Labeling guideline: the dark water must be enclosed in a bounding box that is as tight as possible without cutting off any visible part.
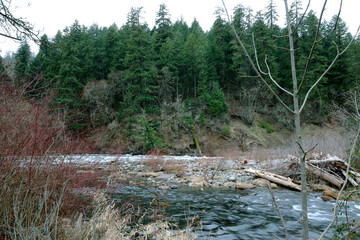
[111,184,360,240]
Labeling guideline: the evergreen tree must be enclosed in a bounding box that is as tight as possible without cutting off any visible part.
[0,55,9,80]
[264,0,279,28]
[289,0,303,26]
[297,11,328,115]
[230,5,254,89]
[139,114,162,152]
[31,35,50,75]
[184,19,207,99]
[324,16,352,102]
[43,31,63,87]
[208,7,234,94]
[121,7,158,115]
[154,4,172,51]
[14,41,31,79]
[88,24,108,80]
[104,24,127,72]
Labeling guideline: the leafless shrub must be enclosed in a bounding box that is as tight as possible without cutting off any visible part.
[0,79,104,239]
[82,80,117,127]
[142,157,165,172]
[230,85,262,125]
[162,160,187,176]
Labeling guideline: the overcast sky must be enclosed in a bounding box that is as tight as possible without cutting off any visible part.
[1,0,359,56]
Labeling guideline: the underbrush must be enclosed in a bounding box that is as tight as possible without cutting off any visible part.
[0,79,200,239]
[0,79,104,239]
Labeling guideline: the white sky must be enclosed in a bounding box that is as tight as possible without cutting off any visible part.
[0,0,359,56]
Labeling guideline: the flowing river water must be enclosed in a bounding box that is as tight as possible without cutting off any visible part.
[113,184,360,240]
[72,154,360,240]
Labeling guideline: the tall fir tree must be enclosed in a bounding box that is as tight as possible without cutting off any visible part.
[121,7,158,116]
[14,41,31,80]
[154,4,172,52]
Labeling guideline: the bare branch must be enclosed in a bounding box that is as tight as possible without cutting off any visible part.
[264,55,294,96]
[292,0,311,35]
[0,0,39,42]
[252,32,293,96]
[299,26,360,113]
[298,0,343,93]
[297,0,328,93]
[252,33,267,75]
[222,0,295,114]
[268,183,289,240]
[353,78,360,119]
[318,125,360,239]
[272,45,290,51]
[0,32,21,41]
[317,0,343,42]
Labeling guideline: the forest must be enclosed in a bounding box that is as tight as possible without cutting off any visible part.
[2,1,360,239]
[1,2,359,154]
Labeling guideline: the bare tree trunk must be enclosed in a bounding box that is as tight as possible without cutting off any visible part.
[221,0,359,238]
[283,1,309,238]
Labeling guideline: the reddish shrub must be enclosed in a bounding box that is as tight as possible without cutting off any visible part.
[0,79,104,238]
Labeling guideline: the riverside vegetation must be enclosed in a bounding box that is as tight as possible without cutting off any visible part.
[1,1,360,239]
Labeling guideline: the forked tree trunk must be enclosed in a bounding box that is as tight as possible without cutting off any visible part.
[221,0,358,239]
[284,0,309,238]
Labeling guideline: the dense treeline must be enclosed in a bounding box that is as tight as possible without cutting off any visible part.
[1,2,359,152]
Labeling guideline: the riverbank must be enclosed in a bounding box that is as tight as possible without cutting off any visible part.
[70,153,356,201]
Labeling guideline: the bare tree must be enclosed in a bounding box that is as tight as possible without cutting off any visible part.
[222,0,359,239]
[318,82,360,239]
[0,0,38,41]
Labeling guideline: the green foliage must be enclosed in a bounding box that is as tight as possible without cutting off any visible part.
[20,2,357,150]
[204,81,228,116]
[198,112,207,127]
[222,125,231,137]
[0,55,8,79]
[14,41,31,79]
[182,115,194,130]
[258,120,274,133]
[139,114,162,151]
[122,7,159,114]
[332,193,360,239]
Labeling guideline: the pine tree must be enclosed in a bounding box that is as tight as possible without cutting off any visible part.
[264,0,279,28]
[154,4,172,51]
[324,16,352,102]
[14,41,31,80]
[184,19,207,99]
[139,114,162,152]
[104,24,127,72]
[208,7,234,93]
[121,7,158,115]
[0,55,9,80]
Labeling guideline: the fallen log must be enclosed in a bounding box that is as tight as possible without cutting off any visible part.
[307,158,345,165]
[349,170,360,178]
[244,168,301,191]
[341,169,359,187]
[306,164,344,188]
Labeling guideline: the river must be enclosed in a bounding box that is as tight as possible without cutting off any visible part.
[71,154,360,239]
[112,183,360,239]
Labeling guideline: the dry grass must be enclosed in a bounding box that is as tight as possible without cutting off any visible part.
[242,133,351,162]
[60,191,199,240]
[141,157,187,176]
[142,157,165,172]
[162,160,187,176]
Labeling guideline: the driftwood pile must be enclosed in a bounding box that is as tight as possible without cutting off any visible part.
[245,156,360,191]
[306,157,359,189]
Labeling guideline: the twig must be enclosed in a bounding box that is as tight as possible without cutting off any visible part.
[299,26,360,113]
[221,0,294,114]
[318,125,360,239]
[268,183,289,240]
